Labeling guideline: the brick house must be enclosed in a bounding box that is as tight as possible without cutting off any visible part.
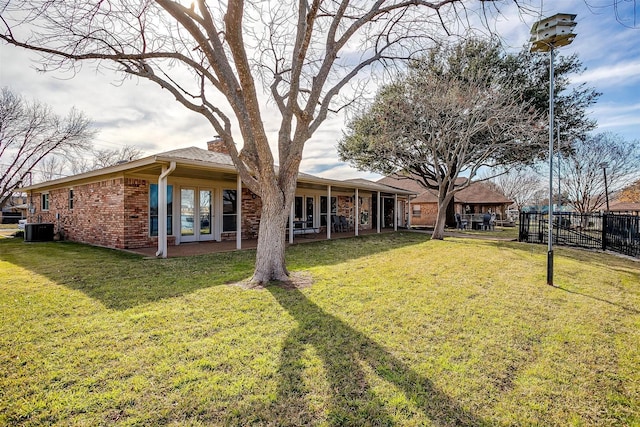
[19,141,413,256]
[378,175,512,228]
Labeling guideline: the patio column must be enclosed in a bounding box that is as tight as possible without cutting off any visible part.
[156,161,176,258]
[394,193,398,231]
[355,188,359,236]
[236,174,242,250]
[407,197,412,228]
[289,200,294,244]
[377,191,381,233]
[327,185,332,240]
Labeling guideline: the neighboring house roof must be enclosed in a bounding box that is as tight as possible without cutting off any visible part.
[377,174,512,205]
[455,184,512,205]
[19,146,414,196]
[609,201,640,212]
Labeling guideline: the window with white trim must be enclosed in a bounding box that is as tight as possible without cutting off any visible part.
[222,189,237,232]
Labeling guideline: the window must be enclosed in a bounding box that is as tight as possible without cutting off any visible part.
[306,197,314,228]
[320,196,337,227]
[41,193,49,211]
[149,184,173,236]
[294,196,303,226]
[69,189,74,210]
[222,189,237,232]
[412,204,421,217]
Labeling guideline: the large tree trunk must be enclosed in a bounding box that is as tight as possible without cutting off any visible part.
[251,173,297,284]
[431,194,454,240]
[251,179,292,284]
[253,206,290,284]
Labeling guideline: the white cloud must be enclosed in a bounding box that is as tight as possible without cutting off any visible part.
[573,61,640,87]
[2,0,639,182]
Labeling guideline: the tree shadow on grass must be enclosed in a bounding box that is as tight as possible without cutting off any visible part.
[235,285,486,426]
[0,240,256,310]
[0,233,430,311]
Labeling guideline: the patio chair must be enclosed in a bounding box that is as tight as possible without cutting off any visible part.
[332,215,343,232]
[339,215,349,232]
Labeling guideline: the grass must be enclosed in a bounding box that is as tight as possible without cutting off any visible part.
[448,225,520,240]
[1,232,639,426]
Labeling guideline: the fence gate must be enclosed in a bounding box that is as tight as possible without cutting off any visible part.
[519,212,639,258]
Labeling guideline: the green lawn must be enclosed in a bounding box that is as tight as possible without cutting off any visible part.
[1,233,638,426]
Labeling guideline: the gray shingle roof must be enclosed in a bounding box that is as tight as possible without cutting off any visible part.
[156,147,234,166]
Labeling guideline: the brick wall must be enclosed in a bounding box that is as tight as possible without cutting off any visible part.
[410,202,438,227]
[207,138,229,154]
[240,188,262,239]
[124,178,152,249]
[30,178,128,248]
[335,195,372,230]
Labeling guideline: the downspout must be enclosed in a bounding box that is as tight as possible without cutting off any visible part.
[156,161,176,258]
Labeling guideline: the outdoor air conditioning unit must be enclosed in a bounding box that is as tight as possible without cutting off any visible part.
[24,223,54,242]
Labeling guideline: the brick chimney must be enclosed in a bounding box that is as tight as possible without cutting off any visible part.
[207,137,229,155]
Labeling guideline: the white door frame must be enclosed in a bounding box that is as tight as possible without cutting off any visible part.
[180,187,214,243]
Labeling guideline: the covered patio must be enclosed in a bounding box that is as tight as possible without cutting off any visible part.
[130,228,392,258]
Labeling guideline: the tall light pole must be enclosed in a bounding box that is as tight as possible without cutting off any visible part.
[557,123,561,210]
[530,13,577,286]
[600,162,610,212]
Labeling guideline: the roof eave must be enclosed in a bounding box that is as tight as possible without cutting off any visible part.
[18,155,161,191]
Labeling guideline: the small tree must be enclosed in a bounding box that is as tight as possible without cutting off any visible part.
[338,40,544,239]
[0,87,95,209]
[562,133,640,214]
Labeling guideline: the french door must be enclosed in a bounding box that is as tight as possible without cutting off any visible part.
[180,188,213,242]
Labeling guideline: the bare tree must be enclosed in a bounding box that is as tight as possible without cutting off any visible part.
[485,168,543,211]
[338,40,544,239]
[0,87,95,209]
[70,145,144,174]
[562,133,640,214]
[1,1,534,282]
[38,155,68,182]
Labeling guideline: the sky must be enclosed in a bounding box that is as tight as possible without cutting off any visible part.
[1,1,639,182]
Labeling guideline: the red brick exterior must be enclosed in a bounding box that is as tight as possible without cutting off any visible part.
[28,176,374,250]
[28,177,177,249]
[241,188,262,239]
[409,202,439,227]
[207,138,229,155]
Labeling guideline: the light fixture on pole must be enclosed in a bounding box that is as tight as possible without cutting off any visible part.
[599,162,610,212]
[530,13,577,286]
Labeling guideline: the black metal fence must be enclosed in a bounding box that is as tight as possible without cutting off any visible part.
[519,212,640,258]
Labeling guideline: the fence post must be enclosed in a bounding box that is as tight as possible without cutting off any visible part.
[602,213,607,251]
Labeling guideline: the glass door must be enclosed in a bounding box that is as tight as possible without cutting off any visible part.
[181,188,214,242]
[199,189,213,240]
[181,188,196,242]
